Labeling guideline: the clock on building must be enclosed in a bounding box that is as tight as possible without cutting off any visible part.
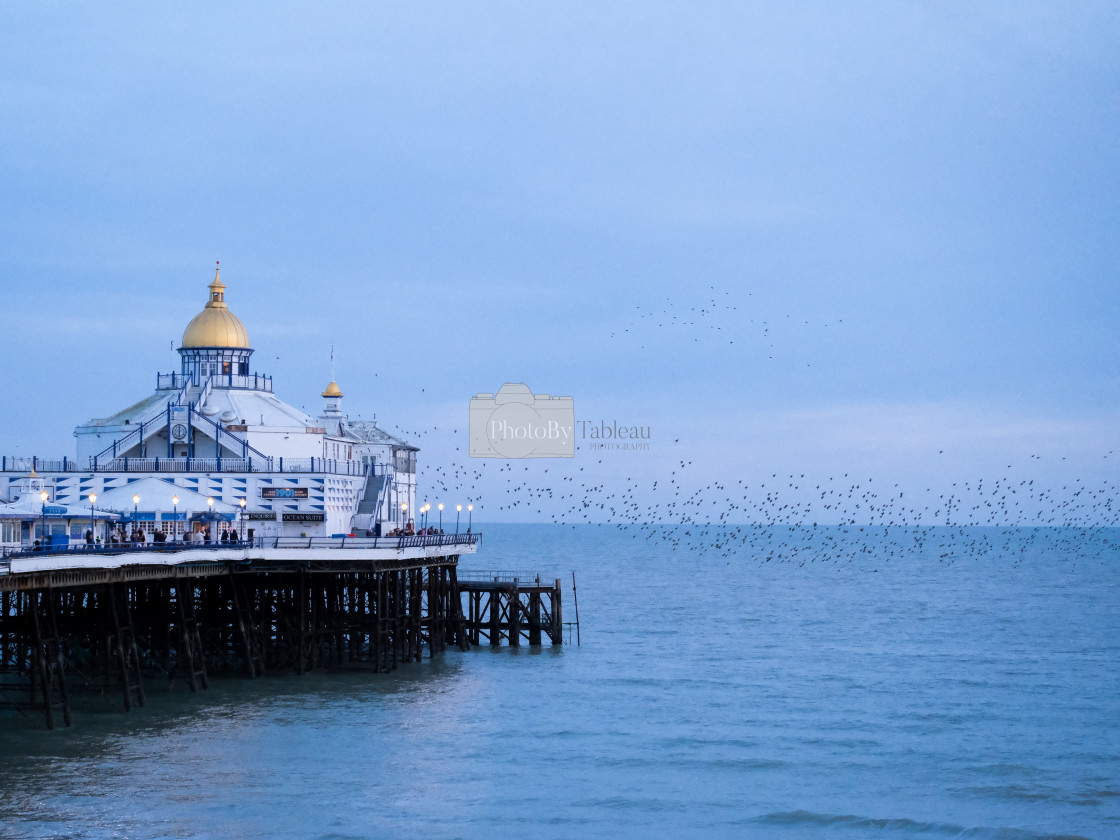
[172,423,187,440]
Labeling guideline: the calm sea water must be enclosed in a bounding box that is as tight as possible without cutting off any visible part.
[0,524,1117,839]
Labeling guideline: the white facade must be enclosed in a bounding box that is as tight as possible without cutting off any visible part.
[2,269,420,542]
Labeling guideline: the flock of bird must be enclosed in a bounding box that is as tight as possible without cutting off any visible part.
[377,416,1119,567]
[608,286,842,360]
[375,291,1114,567]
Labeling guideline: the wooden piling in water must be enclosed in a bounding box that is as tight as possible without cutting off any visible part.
[0,550,562,729]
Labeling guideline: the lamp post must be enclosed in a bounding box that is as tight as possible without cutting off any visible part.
[207,497,214,544]
[456,504,461,534]
[401,502,407,530]
[240,497,246,542]
[468,503,473,533]
[172,495,179,540]
[40,490,48,547]
[132,493,140,544]
[89,492,97,547]
[438,503,443,533]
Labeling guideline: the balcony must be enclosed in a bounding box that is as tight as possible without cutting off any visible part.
[0,455,376,477]
[157,372,273,393]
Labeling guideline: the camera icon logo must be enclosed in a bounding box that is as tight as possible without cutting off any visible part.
[469,383,575,458]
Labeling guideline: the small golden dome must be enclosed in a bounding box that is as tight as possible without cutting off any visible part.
[322,381,343,398]
[181,265,251,349]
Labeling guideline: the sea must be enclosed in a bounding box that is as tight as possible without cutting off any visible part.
[0,524,1117,840]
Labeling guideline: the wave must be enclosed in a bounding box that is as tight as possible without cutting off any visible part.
[749,810,1091,839]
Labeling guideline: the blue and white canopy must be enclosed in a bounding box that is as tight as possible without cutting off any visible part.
[0,495,122,521]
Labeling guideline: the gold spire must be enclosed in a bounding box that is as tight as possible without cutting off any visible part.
[207,263,227,308]
[181,262,251,349]
[322,381,343,398]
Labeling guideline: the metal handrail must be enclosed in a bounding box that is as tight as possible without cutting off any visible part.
[157,372,274,394]
[174,376,192,406]
[456,569,555,584]
[5,456,371,475]
[194,373,214,411]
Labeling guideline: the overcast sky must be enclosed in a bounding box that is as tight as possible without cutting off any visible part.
[2,3,1117,524]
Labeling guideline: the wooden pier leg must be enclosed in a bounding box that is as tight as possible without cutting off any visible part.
[29,589,71,728]
[398,570,405,664]
[400,569,410,666]
[387,571,398,671]
[447,566,470,651]
[508,585,521,648]
[467,590,478,645]
[417,568,426,660]
[424,567,436,658]
[106,583,145,711]
[175,578,208,691]
[437,566,448,652]
[122,586,146,709]
[0,591,7,671]
[374,572,385,673]
[260,581,274,670]
[424,566,440,658]
[551,579,563,646]
[529,591,542,646]
[298,568,308,675]
[410,569,423,662]
[489,590,501,646]
[348,575,360,664]
[308,573,321,671]
[29,593,55,730]
[332,575,343,666]
[360,572,373,666]
[45,589,73,726]
[228,571,261,678]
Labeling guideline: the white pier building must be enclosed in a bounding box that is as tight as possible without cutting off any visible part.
[0,267,421,549]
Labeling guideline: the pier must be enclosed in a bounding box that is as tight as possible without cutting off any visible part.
[0,536,564,729]
[458,571,565,647]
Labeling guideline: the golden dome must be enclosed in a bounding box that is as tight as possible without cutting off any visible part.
[181,265,251,349]
[322,381,343,398]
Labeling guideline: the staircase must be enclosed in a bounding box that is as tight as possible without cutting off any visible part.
[351,472,388,533]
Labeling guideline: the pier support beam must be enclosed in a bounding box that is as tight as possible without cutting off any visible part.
[106,583,145,712]
[30,588,72,729]
[0,555,550,729]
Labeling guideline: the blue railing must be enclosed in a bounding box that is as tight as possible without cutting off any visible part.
[1,456,370,476]
[157,372,273,393]
[91,373,274,465]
